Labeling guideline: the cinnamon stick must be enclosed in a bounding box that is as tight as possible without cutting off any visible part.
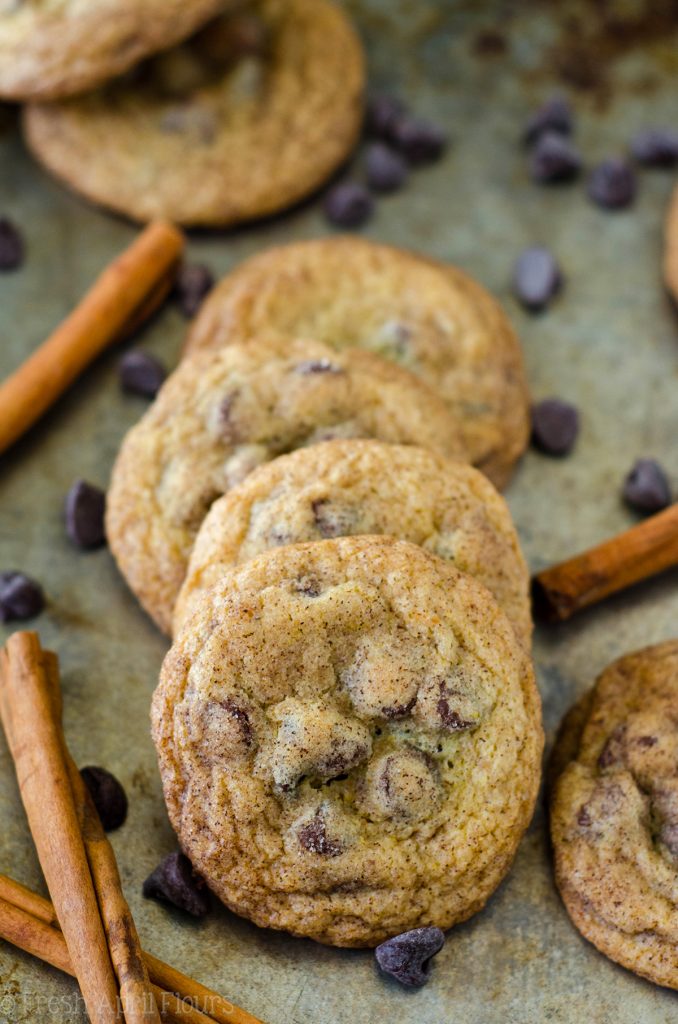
[532,503,678,622]
[0,220,183,456]
[39,650,160,1024]
[0,874,262,1024]
[0,633,120,1024]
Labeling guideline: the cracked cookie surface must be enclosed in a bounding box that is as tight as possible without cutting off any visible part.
[106,336,468,635]
[0,0,227,101]
[152,536,543,946]
[23,0,364,225]
[175,438,532,645]
[551,640,678,989]
[183,237,530,487]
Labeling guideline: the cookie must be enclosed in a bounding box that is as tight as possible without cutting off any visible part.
[182,237,530,488]
[664,184,678,303]
[175,439,532,645]
[106,336,469,635]
[152,535,543,946]
[551,640,678,989]
[23,0,365,226]
[0,0,226,101]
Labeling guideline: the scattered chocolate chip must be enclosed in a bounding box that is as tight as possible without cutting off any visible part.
[175,263,214,318]
[390,116,447,164]
[218,698,253,748]
[531,398,579,456]
[577,805,592,827]
[0,217,24,271]
[293,359,343,375]
[64,480,106,549]
[324,182,374,228]
[365,142,408,193]
[622,458,671,514]
[142,852,210,917]
[636,735,658,748]
[381,696,417,720]
[80,766,128,831]
[631,128,678,168]
[529,131,581,183]
[436,689,476,731]
[523,94,573,145]
[366,94,406,138]
[375,926,445,987]
[118,350,166,399]
[311,499,356,539]
[512,246,562,311]
[298,812,343,857]
[587,158,636,209]
[0,571,45,622]
[293,574,322,598]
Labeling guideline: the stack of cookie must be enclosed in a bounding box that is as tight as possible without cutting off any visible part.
[106,235,543,947]
[1,0,365,226]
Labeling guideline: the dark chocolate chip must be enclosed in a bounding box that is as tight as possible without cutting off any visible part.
[531,398,579,456]
[298,812,343,857]
[80,766,128,831]
[529,131,581,183]
[311,499,356,539]
[293,359,343,375]
[622,458,671,514]
[381,696,417,720]
[366,94,406,138]
[436,694,475,731]
[118,350,166,399]
[142,852,210,917]
[631,128,678,168]
[293,575,322,598]
[365,142,408,193]
[512,246,562,311]
[577,805,592,827]
[636,735,658,748]
[175,263,214,318]
[390,116,447,165]
[375,926,445,988]
[523,94,573,145]
[64,480,106,549]
[587,158,636,209]
[324,183,374,228]
[0,218,24,271]
[218,698,253,748]
[0,571,45,622]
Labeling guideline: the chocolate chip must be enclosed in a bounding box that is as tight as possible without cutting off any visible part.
[529,131,581,183]
[531,398,579,456]
[436,688,476,731]
[0,571,45,622]
[293,359,343,375]
[218,698,253,748]
[142,852,210,917]
[0,218,24,271]
[622,459,671,514]
[375,926,445,987]
[587,158,636,209]
[365,142,408,193]
[311,499,356,539]
[390,116,447,165]
[631,128,678,168]
[298,812,343,857]
[293,575,322,598]
[324,183,374,228]
[577,805,592,827]
[80,766,128,831]
[118,350,166,399]
[366,94,406,138]
[64,480,106,549]
[175,263,214,318]
[523,94,573,145]
[512,246,562,311]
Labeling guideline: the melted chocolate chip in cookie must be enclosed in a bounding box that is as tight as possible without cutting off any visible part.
[298,809,344,857]
[311,499,358,539]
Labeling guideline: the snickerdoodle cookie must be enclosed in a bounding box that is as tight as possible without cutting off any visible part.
[551,640,678,989]
[153,536,543,946]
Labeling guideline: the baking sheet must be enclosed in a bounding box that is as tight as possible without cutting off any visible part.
[2,2,678,1021]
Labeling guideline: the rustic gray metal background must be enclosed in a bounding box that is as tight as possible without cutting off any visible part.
[1,2,678,1021]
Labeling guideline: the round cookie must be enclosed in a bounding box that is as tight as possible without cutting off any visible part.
[0,0,227,101]
[106,335,468,635]
[175,439,532,645]
[551,640,678,989]
[183,237,530,488]
[152,535,543,946]
[23,0,365,226]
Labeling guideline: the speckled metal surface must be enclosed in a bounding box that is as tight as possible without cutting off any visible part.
[1,2,678,1022]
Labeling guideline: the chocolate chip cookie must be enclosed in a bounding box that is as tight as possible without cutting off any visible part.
[0,0,226,101]
[106,336,468,635]
[182,237,530,487]
[23,0,365,226]
[551,640,678,989]
[152,536,543,946]
[175,439,532,645]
